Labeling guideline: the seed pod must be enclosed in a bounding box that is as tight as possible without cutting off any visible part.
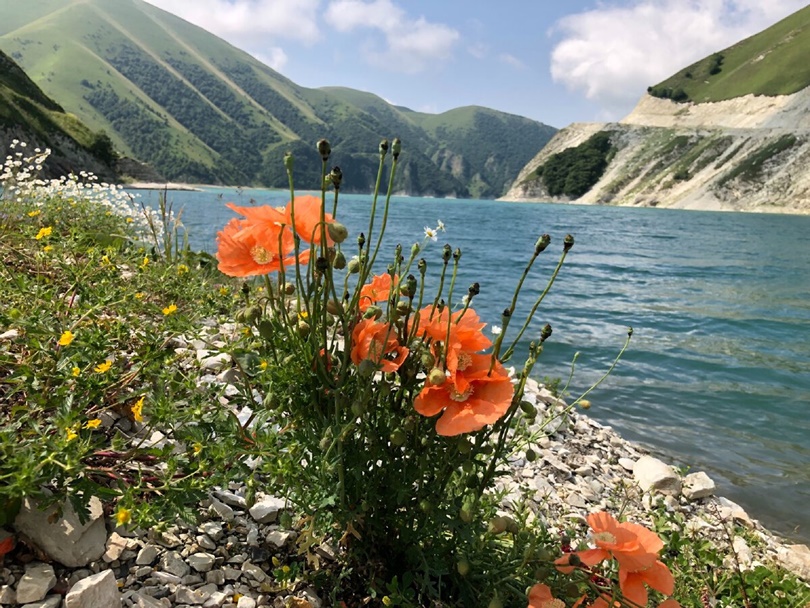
[333,251,346,270]
[347,256,361,274]
[327,221,349,244]
[563,234,575,252]
[390,428,407,446]
[428,368,446,385]
[316,139,331,161]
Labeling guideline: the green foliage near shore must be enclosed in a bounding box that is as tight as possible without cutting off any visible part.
[533,131,613,198]
[648,4,810,104]
[716,134,798,186]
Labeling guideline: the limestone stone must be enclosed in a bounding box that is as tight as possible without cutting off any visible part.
[21,595,61,608]
[65,569,121,608]
[188,552,216,572]
[136,544,161,566]
[682,471,716,500]
[248,495,285,524]
[778,544,810,581]
[160,550,190,578]
[633,456,682,496]
[103,532,129,562]
[14,497,107,567]
[16,562,56,604]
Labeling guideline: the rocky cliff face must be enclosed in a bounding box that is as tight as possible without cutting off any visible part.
[502,90,810,213]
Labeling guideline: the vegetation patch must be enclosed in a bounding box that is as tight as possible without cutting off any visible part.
[534,131,613,197]
[717,134,798,186]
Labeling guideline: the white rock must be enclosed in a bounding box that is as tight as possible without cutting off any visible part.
[176,585,209,605]
[248,495,285,524]
[136,544,161,565]
[209,497,235,522]
[777,543,810,580]
[204,590,228,607]
[716,497,755,527]
[160,550,190,578]
[618,458,636,471]
[21,595,62,608]
[0,329,20,340]
[236,596,257,608]
[16,562,56,603]
[15,497,107,567]
[0,584,16,605]
[633,456,682,496]
[187,552,216,572]
[732,536,753,568]
[200,353,232,372]
[103,532,128,562]
[682,471,716,500]
[134,592,171,608]
[266,530,295,549]
[65,569,121,608]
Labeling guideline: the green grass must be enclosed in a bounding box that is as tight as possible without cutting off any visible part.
[650,5,810,103]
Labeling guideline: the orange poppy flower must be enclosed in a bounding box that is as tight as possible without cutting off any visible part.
[358,273,398,312]
[527,584,565,608]
[618,559,675,607]
[414,355,513,436]
[216,217,308,277]
[413,306,492,376]
[555,512,660,574]
[350,318,408,373]
[284,195,335,245]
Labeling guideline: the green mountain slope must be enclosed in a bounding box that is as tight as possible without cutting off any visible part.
[648,5,810,103]
[0,48,117,180]
[0,0,555,196]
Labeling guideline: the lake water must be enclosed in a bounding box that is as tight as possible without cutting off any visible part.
[131,187,810,541]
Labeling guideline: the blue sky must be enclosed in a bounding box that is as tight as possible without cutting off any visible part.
[143,0,807,128]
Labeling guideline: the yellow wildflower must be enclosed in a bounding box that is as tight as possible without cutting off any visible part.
[131,396,145,422]
[101,255,111,265]
[299,311,309,320]
[71,367,81,377]
[162,304,178,316]
[192,442,203,455]
[94,360,112,373]
[141,256,149,268]
[177,264,189,275]
[27,210,41,217]
[43,245,53,252]
[126,217,134,223]
[134,292,145,300]
[35,226,52,240]
[281,565,290,575]
[260,360,269,371]
[115,507,132,526]
[218,286,229,296]
[84,418,102,429]
[382,597,393,607]
[66,427,78,442]
[58,330,75,346]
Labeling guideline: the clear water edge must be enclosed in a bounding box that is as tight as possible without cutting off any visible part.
[131,187,810,543]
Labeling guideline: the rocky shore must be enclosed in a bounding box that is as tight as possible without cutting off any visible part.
[1,319,809,607]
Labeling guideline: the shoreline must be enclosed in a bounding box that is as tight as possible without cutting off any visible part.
[123,181,206,192]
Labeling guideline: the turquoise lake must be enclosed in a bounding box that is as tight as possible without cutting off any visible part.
[131,187,810,541]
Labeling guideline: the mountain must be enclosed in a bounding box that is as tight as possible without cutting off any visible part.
[0,0,555,197]
[0,49,118,180]
[503,6,810,213]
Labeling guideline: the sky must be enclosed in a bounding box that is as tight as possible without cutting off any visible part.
[142,0,808,129]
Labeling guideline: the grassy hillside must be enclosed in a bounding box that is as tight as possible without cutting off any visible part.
[0,49,117,179]
[0,0,555,196]
[648,5,810,103]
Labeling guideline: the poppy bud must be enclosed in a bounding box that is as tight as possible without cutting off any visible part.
[326,300,342,315]
[392,137,401,160]
[347,256,361,274]
[525,448,537,462]
[534,234,551,255]
[327,221,349,243]
[241,282,250,295]
[488,516,508,534]
[410,242,420,258]
[283,151,294,172]
[401,274,417,298]
[579,399,592,410]
[456,559,470,576]
[457,438,472,454]
[442,244,452,262]
[396,301,411,316]
[453,247,461,261]
[317,139,331,161]
[357,232,366,249]
[419,499,433,514]
[315,256,329,272]
[488,595,503,608]
[363,305,383,320]
[333,251,346,270]
[403,416,417,432]
[421,352,434,369]
[563,234,575,252]
[428,368,446,385]
[628,326,634,337]
[390,428,407,446]
[459,502,473,523]
[468,282,479,298]
[567,554,582,568]
[329,166,342,190]
[263,390,280,410]
[519,401,536,417]
[285,283,296,295]
[351,400,367,416]
[379,139,389,157]
[297,321,310,337]
[417,258,427,275]
[540,324,552,342]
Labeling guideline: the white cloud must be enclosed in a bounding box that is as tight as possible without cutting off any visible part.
[550,0,808,119]
[467,42,488,60]
[324,0,460,72]
[252,47,289,72]
[499,53,525,69]
[142,0,321,45]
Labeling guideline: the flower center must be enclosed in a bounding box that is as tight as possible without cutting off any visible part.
[449,386,474,402]
[593,531,617,545]
[251,245,275,265]
[456,351,472,371]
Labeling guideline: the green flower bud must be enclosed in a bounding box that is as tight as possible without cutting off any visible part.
[357,232,366,249]
[534,234,551,255]
[488,516,508,534]
[327,221,349,243]
[392,137,401,160]
[419,499,433,514]
[456,439,472,454]
[459,504,473,523]
[317,139,331,161]
[540,324,553,342]
[351,400,367,416]
[283,151,294,172]
[428,368,446,385]
[315,256,329,272]
[579,399,592,410]
[526,448,537,462]
[390,428,407,446]
[461,460,474,473]
[329,166,342,190]
[442,244,452,262]
[396,301,411,316]
[403,416,417,432]
[379,139,389,157]
[456,558,470,576]
[417,258,427,275]
[279,512,293,529]
[488,595,503,608]
[421,352,434,369]
[326,300,342,315]
[347,256,361,274]
[519,401,537,418]
[363,305,383,320]
[284,283,296,295]
[453,247,461,262]
[333,251,346,270]
[401,274,418,298]
[297,321,310,337]
[563,233,575,252]
[263,391,280,410]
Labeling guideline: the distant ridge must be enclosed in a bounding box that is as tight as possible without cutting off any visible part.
[0,0,556,196]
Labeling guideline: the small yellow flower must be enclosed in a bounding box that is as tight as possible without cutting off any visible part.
[66,427,78,442]
[131,396,145,422]
[134,292,145,300]
[271,556,281,567]
[72,366,81,377]
[242,327,251,336]
[177,264,189,275]
[101,255,111,265]
[58,330,75,346]
[125,217,134,223]
[27,210,41,217]
[115,507,132,526]
[298,311,309,320]
[233,594,243,602]
[382,597,393,607]
[162,304,178,316]
[84,418,102,429]
[218,286,229,296]
[260,360,269,371]
[43,245,53,252]
[94,359,112,373]
[192,442,203,455]
[281,565,290,575]
[140,256,149,268]
[35,226,52,240]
